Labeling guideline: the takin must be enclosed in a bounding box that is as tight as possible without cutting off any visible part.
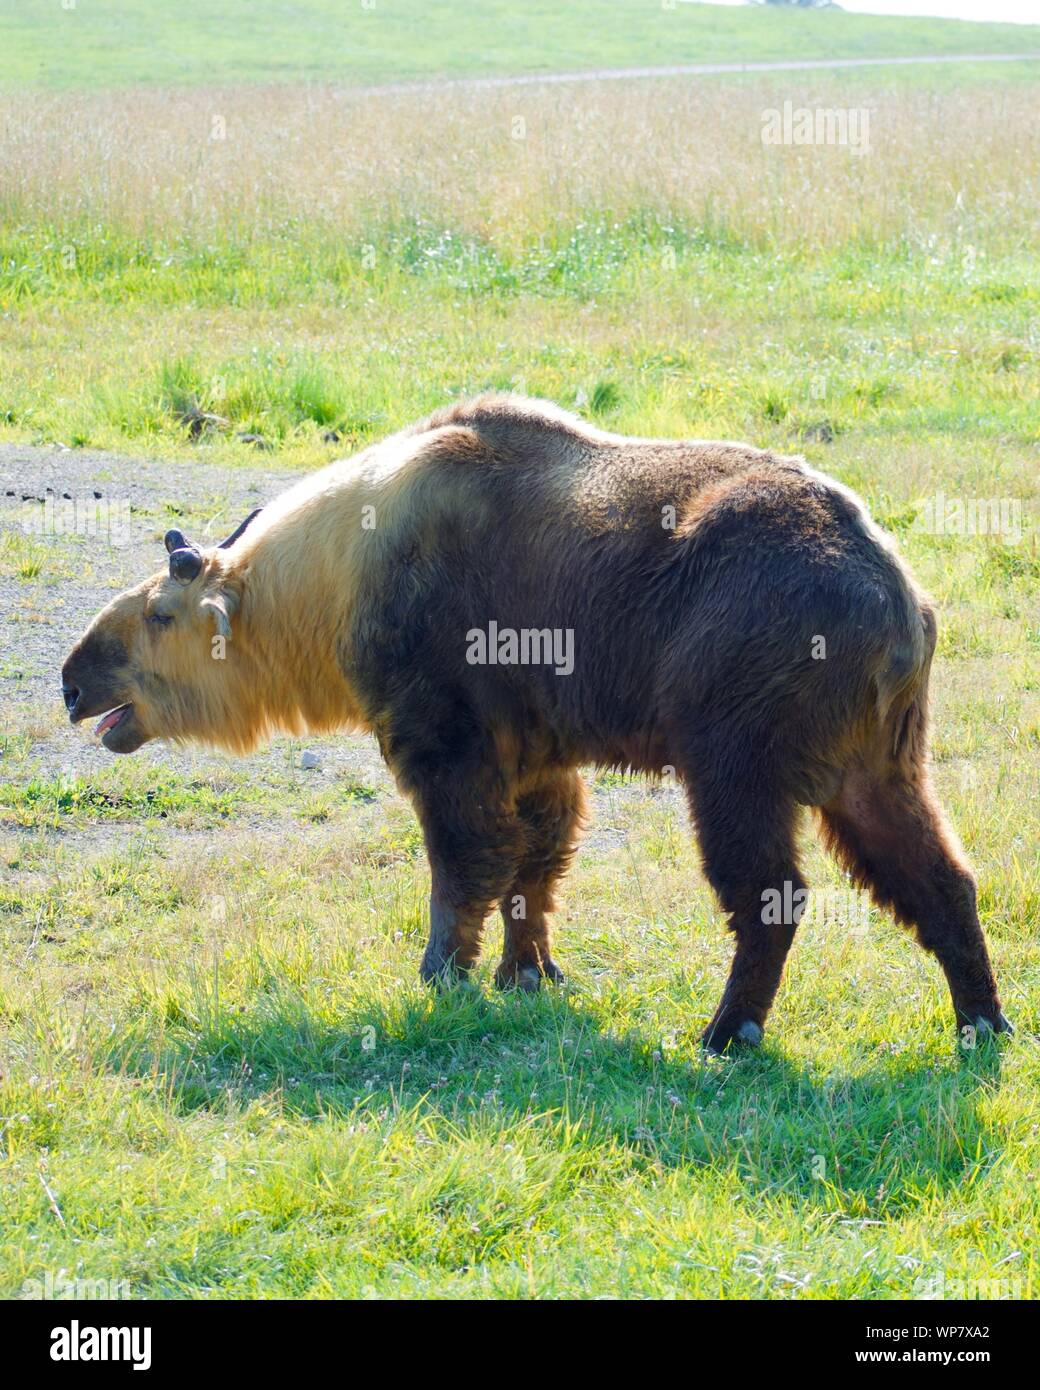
[60,394,1010,1051]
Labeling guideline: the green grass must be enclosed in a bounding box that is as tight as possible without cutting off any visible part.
[2,0,1039,90]
[2,227,1038,462]
[1,424,1037,1297]
[0,763,383,830]
[1,717,1038,1297]
[1,19,1039,1300]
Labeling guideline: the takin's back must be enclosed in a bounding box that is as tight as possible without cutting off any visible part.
[344,395,928,775]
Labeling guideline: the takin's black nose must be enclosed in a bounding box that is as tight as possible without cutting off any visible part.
[62,682,80,715]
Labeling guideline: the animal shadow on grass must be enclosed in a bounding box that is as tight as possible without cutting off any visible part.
[122,980,1008,1218]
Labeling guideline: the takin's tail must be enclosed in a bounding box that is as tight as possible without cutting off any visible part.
[873,584,937,773]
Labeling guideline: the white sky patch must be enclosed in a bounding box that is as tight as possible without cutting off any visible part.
[687,0,1038,27]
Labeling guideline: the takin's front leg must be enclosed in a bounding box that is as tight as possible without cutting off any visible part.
[410,773,525,987]
[495,769,586,991]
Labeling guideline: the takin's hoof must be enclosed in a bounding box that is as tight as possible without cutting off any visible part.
[701,1017,764,1055]
[419,951,474,990]
[494,958,566,992]
[959,1011,1013,1046]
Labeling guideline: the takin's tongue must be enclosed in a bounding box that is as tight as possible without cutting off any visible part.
[94,705,129,736]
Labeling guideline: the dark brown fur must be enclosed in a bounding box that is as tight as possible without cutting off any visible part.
[62,394,1008,1049]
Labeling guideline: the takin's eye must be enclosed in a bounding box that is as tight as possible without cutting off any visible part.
[146,612,174,628]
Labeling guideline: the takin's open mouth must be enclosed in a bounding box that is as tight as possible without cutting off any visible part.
[93,703,148,752]
[93,704,132,737]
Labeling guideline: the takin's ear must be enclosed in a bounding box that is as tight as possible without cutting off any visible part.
[199,587,238,640]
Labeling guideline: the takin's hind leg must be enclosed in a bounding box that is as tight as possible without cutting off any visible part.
[819,765,1009,1040]
[683,747,807,1053]
[495,769,586,992]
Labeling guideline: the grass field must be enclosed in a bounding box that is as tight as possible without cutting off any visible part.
[1,3,1039,1300]
[2,0,1039,89]
[2,76,1039,463]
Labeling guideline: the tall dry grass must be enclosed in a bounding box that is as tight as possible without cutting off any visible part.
[2,77,1038,252]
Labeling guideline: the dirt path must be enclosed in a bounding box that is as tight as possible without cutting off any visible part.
[0,444,397,834]
[1,442,299,759]
[368,50,1040,96]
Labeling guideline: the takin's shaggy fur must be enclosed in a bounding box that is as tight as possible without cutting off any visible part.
[62,394,1009,1051]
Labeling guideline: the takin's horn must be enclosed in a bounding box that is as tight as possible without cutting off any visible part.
[218,508,263,549]
[168,547,204,584]
[164,529,204,584]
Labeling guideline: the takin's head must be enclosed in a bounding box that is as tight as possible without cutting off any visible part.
[60,511,261,754]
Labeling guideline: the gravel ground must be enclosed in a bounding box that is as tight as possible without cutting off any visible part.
[1,440,296,729]
[1,442,680,863]
[0,444,396,855]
